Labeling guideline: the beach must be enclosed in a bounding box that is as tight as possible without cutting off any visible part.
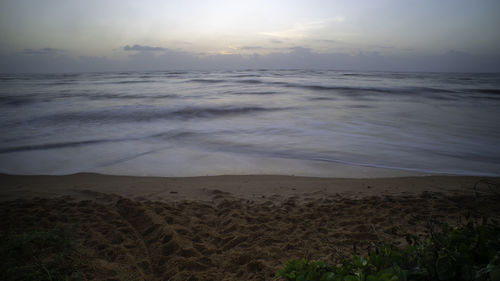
[2,1,500,280]
[2,173,500,280]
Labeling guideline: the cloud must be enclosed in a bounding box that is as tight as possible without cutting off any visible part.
[270,40,283,44]
[123,44,167,52]
[1,47,500,73]
[20,48,64,55]
[445,49,472,57]
[260,19,331,39]
[289,46,313,53]
[334,16,345,22]
[316,39,341,44]
[239,46,264,50]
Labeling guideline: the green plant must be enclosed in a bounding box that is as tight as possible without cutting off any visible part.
[0,227,82,281]
[418,220,500,281]
[276,220,500,281]
[276,259,336,281]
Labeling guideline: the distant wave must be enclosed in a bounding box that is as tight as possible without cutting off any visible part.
[229,74,261,78]
[45,81,79,85]
[24,105,288,125]
[212,78,459,98]
[0,130,194,153]
[70,93,179,100]
[235,79,263,84]
[347,104,375,109]
[409,87,455,93]
[472,88,500,95]
[220,79,399,94]
[308,97,336,101]
[0,93,180,106]
[0,96,39,106]
[0,76,23,81]
[226,91,279,95]
[164,71,188,75]
[189,79,226,83]
[109,80,157,84]
[169,106,282,119]
[0,139,123,153]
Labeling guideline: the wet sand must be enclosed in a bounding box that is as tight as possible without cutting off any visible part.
[1,173,499,280]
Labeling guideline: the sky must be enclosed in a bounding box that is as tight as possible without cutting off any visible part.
[1,0,500,73]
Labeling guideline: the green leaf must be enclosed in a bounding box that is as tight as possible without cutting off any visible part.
[320,272,335,281]
[344,275,359,281]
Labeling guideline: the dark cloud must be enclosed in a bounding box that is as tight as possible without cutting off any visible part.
[316,39,341,44]
[20,48,64,55]
[239,46,264,50]
[123,44,167,52]
[1,47,500,73]
[445,50,472,57]
[289,46,313,53]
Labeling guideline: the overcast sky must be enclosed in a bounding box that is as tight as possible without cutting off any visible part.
[1,0,500,72]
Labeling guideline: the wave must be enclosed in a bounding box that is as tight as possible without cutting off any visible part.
[73,93,179,100]
[229,74,261,78]
[0,130,195,154]
[189,79,226,83]
[220,78,458,98]
[227,91,279,95]
[0,126,302,154]
[0,92,180,106]
[409,87,455,93]
[235,79,263,84]
[0,97,39,107]
[193,138,500,177]
[472,88,500,95]
[0,76,23,81]
[109,80,157,84]
[169,106,285,119]
[164,71,188,75]
[277,82,399,95]
[227,79,395,93]
[347,104,375,109]
[45,81,79,85]
[308,97,336,101]
[0,138,123,154]
[24,105,287,125]
[127,74,466,100]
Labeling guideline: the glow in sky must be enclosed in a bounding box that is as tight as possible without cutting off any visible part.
[1,0,499,72]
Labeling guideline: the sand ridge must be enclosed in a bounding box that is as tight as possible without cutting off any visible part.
[0,173,487,202]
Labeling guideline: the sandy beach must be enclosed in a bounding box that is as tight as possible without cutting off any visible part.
[1,173,500,280]
[2,1,500,280]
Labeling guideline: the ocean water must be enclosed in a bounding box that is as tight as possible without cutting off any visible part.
[0,70,499,177]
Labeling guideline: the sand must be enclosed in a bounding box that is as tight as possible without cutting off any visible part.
[1,173,500,280]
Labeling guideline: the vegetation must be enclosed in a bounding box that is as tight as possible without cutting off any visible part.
[0,227,82,281]
[276,220,500,281]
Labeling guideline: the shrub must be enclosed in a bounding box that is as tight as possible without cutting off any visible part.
[276,220,500,281]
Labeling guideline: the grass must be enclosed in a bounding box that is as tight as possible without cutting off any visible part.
[0,227,83,281]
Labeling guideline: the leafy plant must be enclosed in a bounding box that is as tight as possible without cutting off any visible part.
[276,259,335,281]
[0,227,82,281]
[276,220,500,281]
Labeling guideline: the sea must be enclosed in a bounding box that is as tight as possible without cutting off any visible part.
[0,70,499,177]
